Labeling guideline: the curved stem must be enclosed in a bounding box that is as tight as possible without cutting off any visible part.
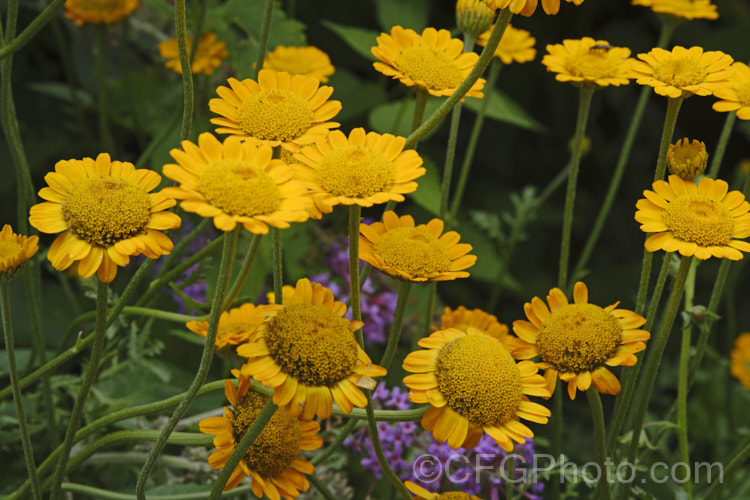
[311,419,358,466]
[706,110,736,179]
[587,388,612,500]
[704,435,750,500]
[308,474,338,500]
[61,482,255,500]
[135,228,239,500]
[223,233,263,310]
[440,102,463,219]
[174,0,193,141]
[0,0,65,60]
[558,86,595,290]
[271,227,283,302]
[252,0,274,79]
[155,218,210,279]
[411,90,429,137]
[48,281,109,500]
[1,280,42,500]
[95,25,111,152]
[677,268,696,499]
[208,399,277,498]
[653,96,684,182]
[378,280,413,369]
[348,205,363,345]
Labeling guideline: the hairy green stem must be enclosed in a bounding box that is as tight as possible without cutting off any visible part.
[272,227,283,302]
[252,0,275,78]
[411,90,429,137]
[654,96,684,182]
[223,233,263,309]
[378,280,413,369]
[704,436,750,500]
[364,392,412,499]
[677,261,697,500]
[311,419,358,466]
[155,218,210,279]
[308,474,338,500]
[48,281,109,500]
[61,482,254,500]
[550,381,562,500]
[174,0,193,140]
[0,0,65,60]
[136,228,239,499]
[587,388,612,500]
[349,205,363,345]
[95,25,112,152]
[706,111,736,179]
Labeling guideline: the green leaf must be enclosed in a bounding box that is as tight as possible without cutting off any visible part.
[368,96,444,139]
[408,156,440,215]
[376,0,429,32]
[328,69,388,122]
[464,89,546,133]
[322,20,378,62]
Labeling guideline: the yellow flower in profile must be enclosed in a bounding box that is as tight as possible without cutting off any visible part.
[161,133,313,234]
[713,62,750,120]
[186,303,280,351]
[158,33,229,76]
[292,128,425,213]
[405,481,482,499]
[237,278,386,420]
[635,175,750,260]
[513,282,650,400]
[209,70,341,153]
[263,46,335,83]
[0,225,38,281]
[199,371,322,495]
[372,26,485,98]
[730,333,750,390]
[29,153,180,283]
[667,138,708,179]
[486,0,584,16]
[403,328,550,450]
[542,37,634,87]
[631,46,733,98]
[64,0,139,25]
[440,306,509,342]
[632,0,718,21]
[476,24,536,65]
[359,211,477,282]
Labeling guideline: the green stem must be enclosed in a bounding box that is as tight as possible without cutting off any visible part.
[48,281,109,500]
[349,205,363,347]
[311,419,358,465]
[1,280,42,500]
[704,436,750,500]
[378,280,413,369]
[449,58,502,221]
[120,306,208,323]
[174,0,193,141]
[558,86,595,290]
[208,399,277,498]
[440,102,463,219]
[364,392,412,499]
[155,218,210,279]
[653,96,684,182]
[550,380,562,500]
[134,107,181,169]
[620,255,692,500]
[252,0,274,79]
[95,25,112,152]
[411,90,429,136]
[707,112,736,180]
[677,262,696,500]
[0,0,65,60]
[423,282,437,342]
[506,456,515,500]
[308,474,338,500]
[223,233,263,309]
[60,482,255,500]
[135,228,239,500]
[272,227,283,303]
[404,8,512,150]
[587,388,612,500]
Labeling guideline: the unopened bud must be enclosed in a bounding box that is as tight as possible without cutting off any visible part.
[456,0,496,39]
[667,138,708,180]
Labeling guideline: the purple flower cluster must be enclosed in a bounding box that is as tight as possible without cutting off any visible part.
[344,383,545,498]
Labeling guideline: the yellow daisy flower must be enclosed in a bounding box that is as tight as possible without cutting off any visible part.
[186,303,280,351]
[64,0,139,25]
[161,133,313,234]
[476,24,536,65]
[667,138,708,180]
[372,26,485,98]
[631,46,733,98]
[440,305,509,342]
[403,327,550,450]
[486,0,584,16]
[513,282,650,400]
[359,211,477,282]
[730,333,750,390]
[209,70,341,152]
[199,371,322,496]
[158,33,229,76]
[635,175,750,260]
[632,0,718,21]
[405,481,482,499]
[29,153,181,283]
[292,128,425,213]
[0,225,39,281]
[236,278,387,420]
[263,46,335,83]
[713,62,750,120]
[542,37,634,87]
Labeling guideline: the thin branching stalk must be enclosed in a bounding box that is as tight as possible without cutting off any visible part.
[587,388,612,500]
[272,227,283,301]
[677,260,697,500]
[349,205,363,345]
[0,0,65,60]
[223,233,263,309]
[378,280,413,369]
[706,112,736,179]
[252,0,275,79]
[174,0,193,140]
[704,436,750,500]
[308,474,338,500]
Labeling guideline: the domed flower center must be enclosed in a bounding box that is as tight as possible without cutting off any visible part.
[735,81,750,106]
[235,89,315,142]
[373,227,451,278]
[316,146,393,198]
[653,57,708,89]
[436,335,522,427]
[537,303,621,373]
[62,176,150,248]
[232,391,301,478]
[265,303,359,386]
[394,46,464,91]
[569,49,619,80]
[197,159,282,217]
[437,493,482,500]
[663,194,734,246]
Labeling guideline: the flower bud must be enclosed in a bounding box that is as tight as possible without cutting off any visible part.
[456,0,496,40]
[667,138,708,180]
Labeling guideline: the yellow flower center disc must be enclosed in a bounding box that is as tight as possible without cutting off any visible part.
[436,335,522,427]
[437,493,482,500]
[537,303,621,373]
[197,159,282,217]
[653,57,708,88]
[316,146,393,198]
[735,81,750,106]
[235,89,315,142]
[62,176,150,248]
[394,46,464,91]
[663,194,734,246]
[232,391,301,478]
[373,227,451,278]
[569,49,618,80]
[265,303,359,386]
